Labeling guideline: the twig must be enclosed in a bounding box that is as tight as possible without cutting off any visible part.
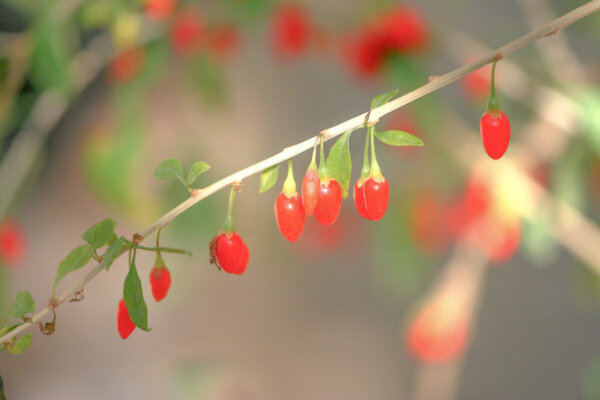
[1,0,600,347]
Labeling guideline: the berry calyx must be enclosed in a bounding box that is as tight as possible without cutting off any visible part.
[117,298,136,339]
[149,253,171,302]
[480,60,510,160]
[275,159,306,242]
[0,220,24,266]
[362,126,389,221]
[313,137,342,226]
[302,141,320,215]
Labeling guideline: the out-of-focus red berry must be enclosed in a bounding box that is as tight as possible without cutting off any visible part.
[462,64,491,100]
[272,4,310,58]
[108,48,144,83]
[379,6,428,52]
[0,220,25,266]
[145,0,176,21]
[170,10,204,55]
[474,213,521,264]
[207,25,239,60]
[409,191,448,254]
[406,300,469,363]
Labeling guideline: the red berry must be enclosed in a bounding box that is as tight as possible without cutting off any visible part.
[462,67,490,100]
[480,111,511,160]
[274,192,306,242]
[406,302,468,363]
[314,179,343,226]
[475,214,521,264]
[272,4,309,57]
[409,191,448,254]
[149,266,171,302]
[207,25,239,60]
[117,298,136,339]
[362,176,389,221]
[145,0,176,21]
[170,11,204,55]
[380,6,428,53]
[215,232,248,274]
[301,169,319,215]
[109,48,144,83]
[0,220,24,266]
[353,180,371,219]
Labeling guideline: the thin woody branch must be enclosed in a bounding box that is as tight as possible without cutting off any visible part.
[2,0,600,347]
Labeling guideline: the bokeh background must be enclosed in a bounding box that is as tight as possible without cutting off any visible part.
[2,0,600,398]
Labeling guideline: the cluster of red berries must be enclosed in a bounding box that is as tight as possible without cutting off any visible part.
[118,251,172,339]
[342,6,428,76]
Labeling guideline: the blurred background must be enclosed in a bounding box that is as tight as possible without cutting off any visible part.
[1,0,600,398]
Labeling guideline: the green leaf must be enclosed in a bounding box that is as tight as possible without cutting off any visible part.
[259,164,279,193]
[82,218,117,251]
[53,245,92,295]
[375,130,424,147]
[153,158,185,185]
[371,88,399,109]
[9,291,35,319]
[186,161,210,186]
[104,236,126,271]
[8,334,32,355]
[0,324,20,338]
[326,131,353,198]
[123,259,150,331]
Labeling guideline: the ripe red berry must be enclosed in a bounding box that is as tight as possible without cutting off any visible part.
[214,232,249,274]
[117,298,136,339]
[0,220,24,266]
[207,25,239,60]
[480,111,511,160]
[149,265,171,302]
[170,11,204,55]
[380,6,428,53]
[362,177,389,221]
[272,4,309,57]
[314,179,343,226]
[145,0,176,21]
[353,180,371,219]
[406,302,468,363]
[275,159,305,242]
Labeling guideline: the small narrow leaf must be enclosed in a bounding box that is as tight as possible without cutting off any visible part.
[153,158,185,185]
[104,236,126,271]
[375,130,424,147]
[53,245,92,295]
[326,131,353,198]
[259,164,279,193]
[9,291,35,319]
[186,161,210,186]
[123,259,150,331]
[82,218,117,250]
[371,89,399,109]
[8,334,32,355]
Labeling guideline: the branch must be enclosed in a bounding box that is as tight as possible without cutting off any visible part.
[2,0,600,347]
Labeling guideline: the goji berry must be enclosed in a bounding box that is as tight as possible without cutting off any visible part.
[117,298,136,339]
[275,159,306,242]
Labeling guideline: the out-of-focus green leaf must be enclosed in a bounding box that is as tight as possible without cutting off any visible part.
[574,87,600,155]
[153,158,186,185]
[8,291,35,319]
[187,162,210,186]
[371,89,399,109]
[123,258,150,331]
[7,333,32,355]
[186,54,225,105]
[30,4,73,93]
[82,218,117,251]
[259,165,279,193]
[0,324,20,338]
[552,142,587,210]
[77,0,115,29]
[53,245,92,295]
[375,130,424,147]
[326,131,352,198]
[522,211,557,266]
[582,355,600,400]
